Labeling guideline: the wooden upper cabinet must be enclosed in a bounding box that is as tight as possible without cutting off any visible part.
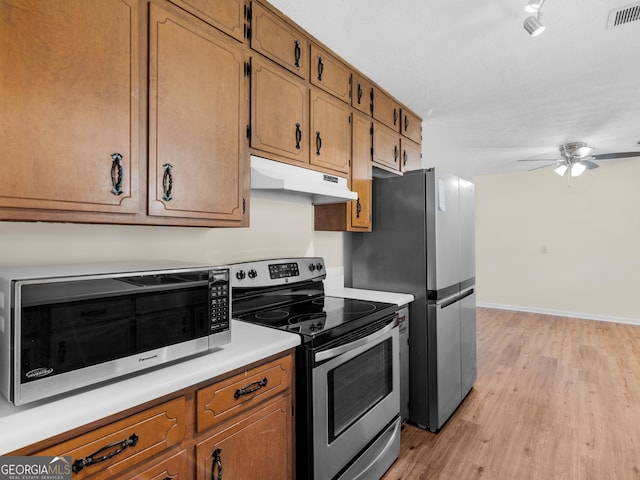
[352,72,373,115]
[309,90,351,175]
[350,112,372,230]
[314,111,371,232]
[148,0,249,224]
[401,138,422,173]
[0,0,144,215]
[372,86,401,131]
[310,44,351,104]
[250,1,308,79]
[168,0,246,42]
[373,122,401,173]
[251,55,309,165]
[402,108,422,143]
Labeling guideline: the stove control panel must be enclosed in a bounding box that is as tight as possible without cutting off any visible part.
[230,257,326,288]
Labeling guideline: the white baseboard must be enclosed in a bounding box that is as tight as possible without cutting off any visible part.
[476,302,640,327]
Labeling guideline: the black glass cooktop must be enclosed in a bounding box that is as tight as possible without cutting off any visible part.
[235,295,398,344]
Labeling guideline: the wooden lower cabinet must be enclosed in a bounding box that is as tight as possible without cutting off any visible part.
[13,352,295,480]
[34,397,187,480]
[195,395,292,480]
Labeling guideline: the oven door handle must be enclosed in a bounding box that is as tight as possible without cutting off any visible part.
[315,318,398,363]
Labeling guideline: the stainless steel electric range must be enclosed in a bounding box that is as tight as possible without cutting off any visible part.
[230,257,401,480]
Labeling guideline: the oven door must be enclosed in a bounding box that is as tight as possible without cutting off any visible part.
[312,316,400,480]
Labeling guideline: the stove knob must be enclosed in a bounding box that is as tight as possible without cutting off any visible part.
[308,263,316,271]
[315,262,324,271]
[236,270,246,280]
[248,269,257,279]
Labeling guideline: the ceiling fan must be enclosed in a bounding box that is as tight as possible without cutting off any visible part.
[518,142,640,177]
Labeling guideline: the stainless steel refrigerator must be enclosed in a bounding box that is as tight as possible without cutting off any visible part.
[350,168,476,432]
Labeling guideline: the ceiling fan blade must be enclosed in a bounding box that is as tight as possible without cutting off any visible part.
[592,151,640,160]
[579,159,599,170]
[528,163,561,171]
[517,158,560,162]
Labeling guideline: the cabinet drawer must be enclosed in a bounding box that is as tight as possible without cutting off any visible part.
[251,1,308,79]
[121,448,189,480]
[196,354,292,432]
[310,44,351,103]
[401,108,422,143]
[35,397,186,480]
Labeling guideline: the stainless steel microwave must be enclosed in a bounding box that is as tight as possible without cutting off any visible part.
[0,263,231,405]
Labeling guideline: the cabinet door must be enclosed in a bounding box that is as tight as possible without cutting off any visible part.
[372,86,400,131]
[350,113,372,230]
[310,44,351,103]
[401,108,422,143]
[401,138,422,172]
[251,1,308,79]
[372,122,400,172]
[0,0,143,215]
[251,56,309,165]
[351,72,373,115]
[148,0,249,224]
[309,90,351,174]
[196,396,293,480]
[167,0,246,42]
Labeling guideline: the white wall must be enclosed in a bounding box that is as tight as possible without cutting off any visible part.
[475,159,640,324]
[0,190,344,270]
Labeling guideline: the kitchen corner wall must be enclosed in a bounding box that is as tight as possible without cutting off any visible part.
[0,190,344,272]
[474,159,640,325]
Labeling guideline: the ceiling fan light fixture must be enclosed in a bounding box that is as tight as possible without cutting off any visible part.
[524,15,546,36]
[571,163,586,177]
[554,164,568,176]
[525,0,545,13]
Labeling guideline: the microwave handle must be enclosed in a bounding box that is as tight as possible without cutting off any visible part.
[315,318,398,363]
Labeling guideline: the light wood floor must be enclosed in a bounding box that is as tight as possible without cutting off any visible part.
[382,307,640,480]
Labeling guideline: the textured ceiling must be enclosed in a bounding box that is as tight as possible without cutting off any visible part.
[267,0,640,178]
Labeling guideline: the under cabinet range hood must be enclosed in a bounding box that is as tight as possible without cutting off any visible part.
[250,155,357,204]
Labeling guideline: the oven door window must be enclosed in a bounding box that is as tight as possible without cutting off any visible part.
[327,338,393,442]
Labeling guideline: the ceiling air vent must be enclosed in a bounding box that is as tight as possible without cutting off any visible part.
[607,2,640,27]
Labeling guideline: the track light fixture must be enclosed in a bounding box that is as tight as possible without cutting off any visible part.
[523,1,546,37]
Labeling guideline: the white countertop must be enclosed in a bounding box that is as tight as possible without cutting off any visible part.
[0,320,299,455]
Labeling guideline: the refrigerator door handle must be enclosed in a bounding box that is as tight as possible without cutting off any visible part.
[438,287,475,309]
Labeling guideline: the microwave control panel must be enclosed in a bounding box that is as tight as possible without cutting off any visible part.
[209,268,230,333]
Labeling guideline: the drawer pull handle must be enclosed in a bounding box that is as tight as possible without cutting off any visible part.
[211,448,223,480]
[234,377,268,399]
[72,433,139,473]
